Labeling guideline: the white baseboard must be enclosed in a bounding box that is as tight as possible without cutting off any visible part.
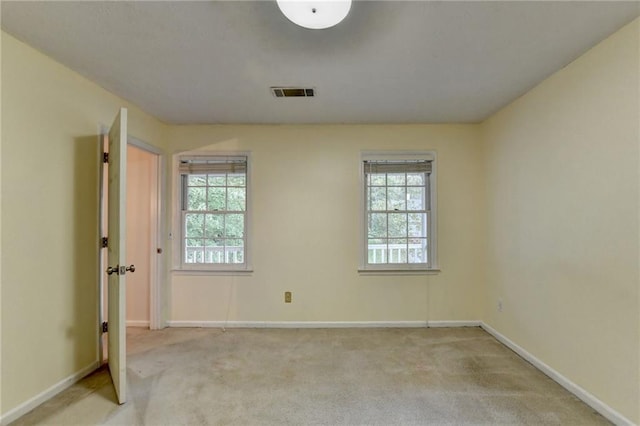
[126,320,150,328]
[167,320,430,328]
[427,320,481,328]
[480,323,634,426]
[167,320,482,329]
[0,360,99,426]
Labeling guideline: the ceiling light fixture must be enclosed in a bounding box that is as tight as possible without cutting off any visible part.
[276,0,352,30]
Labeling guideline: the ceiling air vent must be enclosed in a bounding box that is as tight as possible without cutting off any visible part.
[271,87,315,98]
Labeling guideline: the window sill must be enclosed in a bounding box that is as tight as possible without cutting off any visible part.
[171,268,254,276]
[358,268,441,276]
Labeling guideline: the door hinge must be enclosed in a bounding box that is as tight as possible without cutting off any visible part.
[103,152,109,163]
[101,237,108,248]
[102,322,108,333]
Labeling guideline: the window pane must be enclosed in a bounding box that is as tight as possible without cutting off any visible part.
[188,175,207,186]
[368,213,387,238]
[407,173,424,186]
[207,174,226,186]
[227,238,244,248]
[369,187,386,211]
[387,187,406,210]
[185,214,204,238]
[204,214,224,238]
[388,239,408,263]
[207,187,226,211]
[387,173,406,186]
[186,238,201,247]
[227,187,246,211]
[185,238,202,263]
[187,187,207,211]
[226,239,244,264]
[408,238,427,263]
[407,187,425,210]
[368,239,387,263]
[204,239,224,263]
[370,173,386,186]
[225,214,244,238]
[228,174,246,187]
[388,213,407,238]
[408,213,426,237]
[188,247,204,263]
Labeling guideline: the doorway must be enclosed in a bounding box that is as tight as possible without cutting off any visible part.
[125,143,158,328]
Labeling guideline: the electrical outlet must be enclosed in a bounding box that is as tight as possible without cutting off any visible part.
[497,299,503,313]
[285,291,292,303]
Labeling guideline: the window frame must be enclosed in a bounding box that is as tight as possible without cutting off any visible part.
[173,151,252,273]
[359,151,439,274]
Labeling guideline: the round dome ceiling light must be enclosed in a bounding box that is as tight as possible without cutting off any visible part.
[276,0,352,30]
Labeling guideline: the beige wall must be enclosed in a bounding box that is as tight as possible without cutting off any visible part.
[481,19,639,423]
[126,145,157,326]
[168,125,485,323]
[0,33,167,415]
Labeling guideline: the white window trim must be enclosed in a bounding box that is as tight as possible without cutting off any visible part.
[358,150,439,274]
[171,150,252,273]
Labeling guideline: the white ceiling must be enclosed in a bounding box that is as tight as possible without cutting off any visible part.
[2,1,639,124]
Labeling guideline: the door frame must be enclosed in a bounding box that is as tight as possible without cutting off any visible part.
[98,130,166,363]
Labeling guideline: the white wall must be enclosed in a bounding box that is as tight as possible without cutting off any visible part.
[1,32,167,417]
[481,19,639,423]
[168,125,485,324]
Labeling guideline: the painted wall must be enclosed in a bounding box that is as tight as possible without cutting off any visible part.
[0,32,167,416]
[126,145,156,327]
[168,125,485,324]
[481,19,639,423]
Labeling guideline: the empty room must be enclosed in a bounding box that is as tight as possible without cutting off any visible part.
[1,1,639,425]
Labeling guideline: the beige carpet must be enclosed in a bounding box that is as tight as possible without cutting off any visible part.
[10,327,609,425]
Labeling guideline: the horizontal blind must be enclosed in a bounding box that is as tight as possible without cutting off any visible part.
[363,160,431,174]
[179,156,247,174]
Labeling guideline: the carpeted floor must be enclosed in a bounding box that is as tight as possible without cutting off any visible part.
[10,327,609,425]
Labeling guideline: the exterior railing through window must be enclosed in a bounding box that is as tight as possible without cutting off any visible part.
[367,243,426,264]
[185,246,244,264]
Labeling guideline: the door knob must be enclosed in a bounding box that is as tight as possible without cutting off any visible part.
[106,265,119,275]
[126,265,135,273]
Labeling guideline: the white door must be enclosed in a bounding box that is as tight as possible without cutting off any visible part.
[106,108,129,404]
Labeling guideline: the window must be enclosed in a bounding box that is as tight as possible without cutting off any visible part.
[361,152,437,272]
[178,154,249,270]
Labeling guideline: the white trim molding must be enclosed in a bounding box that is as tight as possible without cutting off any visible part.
[427,320,481,328]
[0,361,99,426]
[168,320,430,328]
[480,323,635,426]
[167,320,482,329]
